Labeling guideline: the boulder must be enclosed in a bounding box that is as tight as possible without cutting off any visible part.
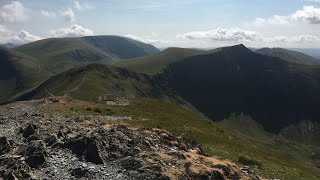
[22,124,39,138]
[24,140,47,168]
[67,135,104,164]
[70,167,89,178]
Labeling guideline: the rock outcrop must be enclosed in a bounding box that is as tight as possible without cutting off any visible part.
[0,97,261,179]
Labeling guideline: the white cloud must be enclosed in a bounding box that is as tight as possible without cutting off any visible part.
[61,8,75,22]
[49,24,94,37]
[41,10,56,18]
[0,1,28,23]
[125,34,174,45]
[254,6,320,25]
[0,25,41,44]
[73,1,94,11]
[293,35,319,42]
[176,28,262,42]
[292,6,320,24]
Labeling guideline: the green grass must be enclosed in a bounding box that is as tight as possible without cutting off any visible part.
[46,98,320,180]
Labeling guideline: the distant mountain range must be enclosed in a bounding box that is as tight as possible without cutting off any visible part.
[289,48,320,59]
[0,43,20,49]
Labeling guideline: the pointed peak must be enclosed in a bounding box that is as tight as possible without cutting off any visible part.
[229,44,248,49]
[219,44,251,53]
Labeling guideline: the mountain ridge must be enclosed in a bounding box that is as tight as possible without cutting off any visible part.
[162,44,320,133]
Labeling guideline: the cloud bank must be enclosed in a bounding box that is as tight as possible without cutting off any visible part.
[176,28,319,46]
[254,6,320,25]
[0,25,41,44]
[49,24,94,37]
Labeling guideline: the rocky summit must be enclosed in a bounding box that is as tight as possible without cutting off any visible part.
[0,97,260,180]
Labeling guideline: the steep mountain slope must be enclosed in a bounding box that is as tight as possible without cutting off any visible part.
[116,47,206,75]
[163,44,320,133]
[14,36,159,74]
[256,47,320,65]
[0,47,52,103]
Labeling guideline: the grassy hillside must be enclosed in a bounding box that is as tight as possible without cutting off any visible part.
[116,47,206,75]
[14,36,159,74]
[256,48,320,65]
[45,97,320,180]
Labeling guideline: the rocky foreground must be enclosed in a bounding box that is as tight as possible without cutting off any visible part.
[0,97,261,179]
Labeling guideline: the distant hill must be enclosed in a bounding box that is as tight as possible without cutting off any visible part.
[162,44,320,133]
[1,43,19,49]
[14,36,159,74]
[116,47,206,75]
[256,47,320,65]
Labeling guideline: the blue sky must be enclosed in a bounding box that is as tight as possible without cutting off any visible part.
[0,0,320,48]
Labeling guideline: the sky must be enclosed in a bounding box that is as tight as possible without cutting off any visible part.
[0,0,320,48]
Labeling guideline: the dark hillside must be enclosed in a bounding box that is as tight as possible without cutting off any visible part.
[164,44,320,133]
